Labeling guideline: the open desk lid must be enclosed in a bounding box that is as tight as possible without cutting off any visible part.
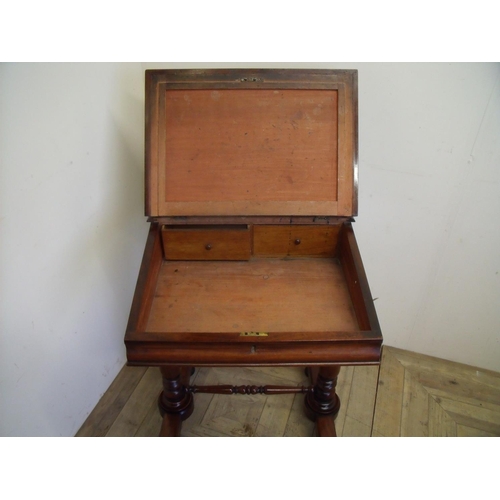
[145,69,358,218]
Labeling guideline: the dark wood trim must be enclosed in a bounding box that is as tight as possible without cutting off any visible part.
[125,339,382,367]
[144,72,158,216]
[149,216,354,226]
[145,68,358,86]
[316,417,337,437]
[188,384,313,395]
[305,366,341,416]
[339,223,382,336]
[159,413,182,437]
[125,223,163,333]
[304,365,341,436]
[352,71,359,216]
[158,366,194,437]
[125,329,381,343]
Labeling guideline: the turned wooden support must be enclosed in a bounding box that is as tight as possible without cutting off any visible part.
[188,384,313,395]
[158,366,194,437]
[304,366,341,425]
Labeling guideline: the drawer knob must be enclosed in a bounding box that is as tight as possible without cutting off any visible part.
[294,239,301,245]
[205,243,212,250]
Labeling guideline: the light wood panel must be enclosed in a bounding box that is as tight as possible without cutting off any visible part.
[147,258,359,333]
[162,89,338,203]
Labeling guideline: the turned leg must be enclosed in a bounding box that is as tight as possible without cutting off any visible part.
[158,366,194,437]
[304,366,341,437]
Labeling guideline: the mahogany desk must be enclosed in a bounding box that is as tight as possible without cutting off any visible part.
[125,69,382,436]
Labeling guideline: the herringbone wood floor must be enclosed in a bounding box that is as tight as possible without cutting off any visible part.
[76,346,500,437]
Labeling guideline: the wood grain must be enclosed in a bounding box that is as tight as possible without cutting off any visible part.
[253,224,341,257]
[105,367,162,437]
[341,365,379,437]
[339,223,380,332]
[372,347,405,436]
[125,223,163,333]
[145,69,358,217]
[162,226,250,261]
[75,365,148,437]
[428,396,457,437]
[283,392,316,437]
[161,89,338,204]
[372,347,500,437]
[400,369,430,437]
[333,365,354,436]
[147,258,359,334]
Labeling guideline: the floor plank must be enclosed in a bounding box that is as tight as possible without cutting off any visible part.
[75,347,500,437]
[76,365,147,437]
[428,396,457,437]
[436,397,500,435]
[456,425,496,437]
[387,346,500,437]
[400,369,430,437]
[341,365,379,437]
[134,396,162,437]
[255,394,296,437]
[372,347,405,437]
[342,415,372,437]
[105,367,162,437]
[283,393,315,437]
[333,365,354,436]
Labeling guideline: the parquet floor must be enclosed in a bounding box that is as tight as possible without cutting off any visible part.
[76,346,500,437]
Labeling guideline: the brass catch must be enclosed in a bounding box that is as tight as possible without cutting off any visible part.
[240,332,268,337]
[238,77,262,83]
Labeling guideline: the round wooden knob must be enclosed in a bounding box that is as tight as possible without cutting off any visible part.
[205,243,212,250]
[294,239,301,245]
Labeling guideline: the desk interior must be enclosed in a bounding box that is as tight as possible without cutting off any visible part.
[146,258,359,334]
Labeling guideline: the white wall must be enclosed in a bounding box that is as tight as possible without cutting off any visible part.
[1,62,499,436]
[0,63,146,436]
[354,63,500,372]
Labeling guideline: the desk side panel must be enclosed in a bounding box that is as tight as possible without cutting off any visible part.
[125,223,163,334]
[339,223,382,339]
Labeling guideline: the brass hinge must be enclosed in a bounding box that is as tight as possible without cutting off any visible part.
[240,332,268,337]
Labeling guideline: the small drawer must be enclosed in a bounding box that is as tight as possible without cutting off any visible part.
[162,225,251,261]
[288,225,341,257]
[253,225,340,257]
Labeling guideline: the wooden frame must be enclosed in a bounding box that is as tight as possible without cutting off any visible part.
[145,69,358,218]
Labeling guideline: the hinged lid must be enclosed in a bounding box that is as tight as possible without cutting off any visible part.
[145,69,358,218]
